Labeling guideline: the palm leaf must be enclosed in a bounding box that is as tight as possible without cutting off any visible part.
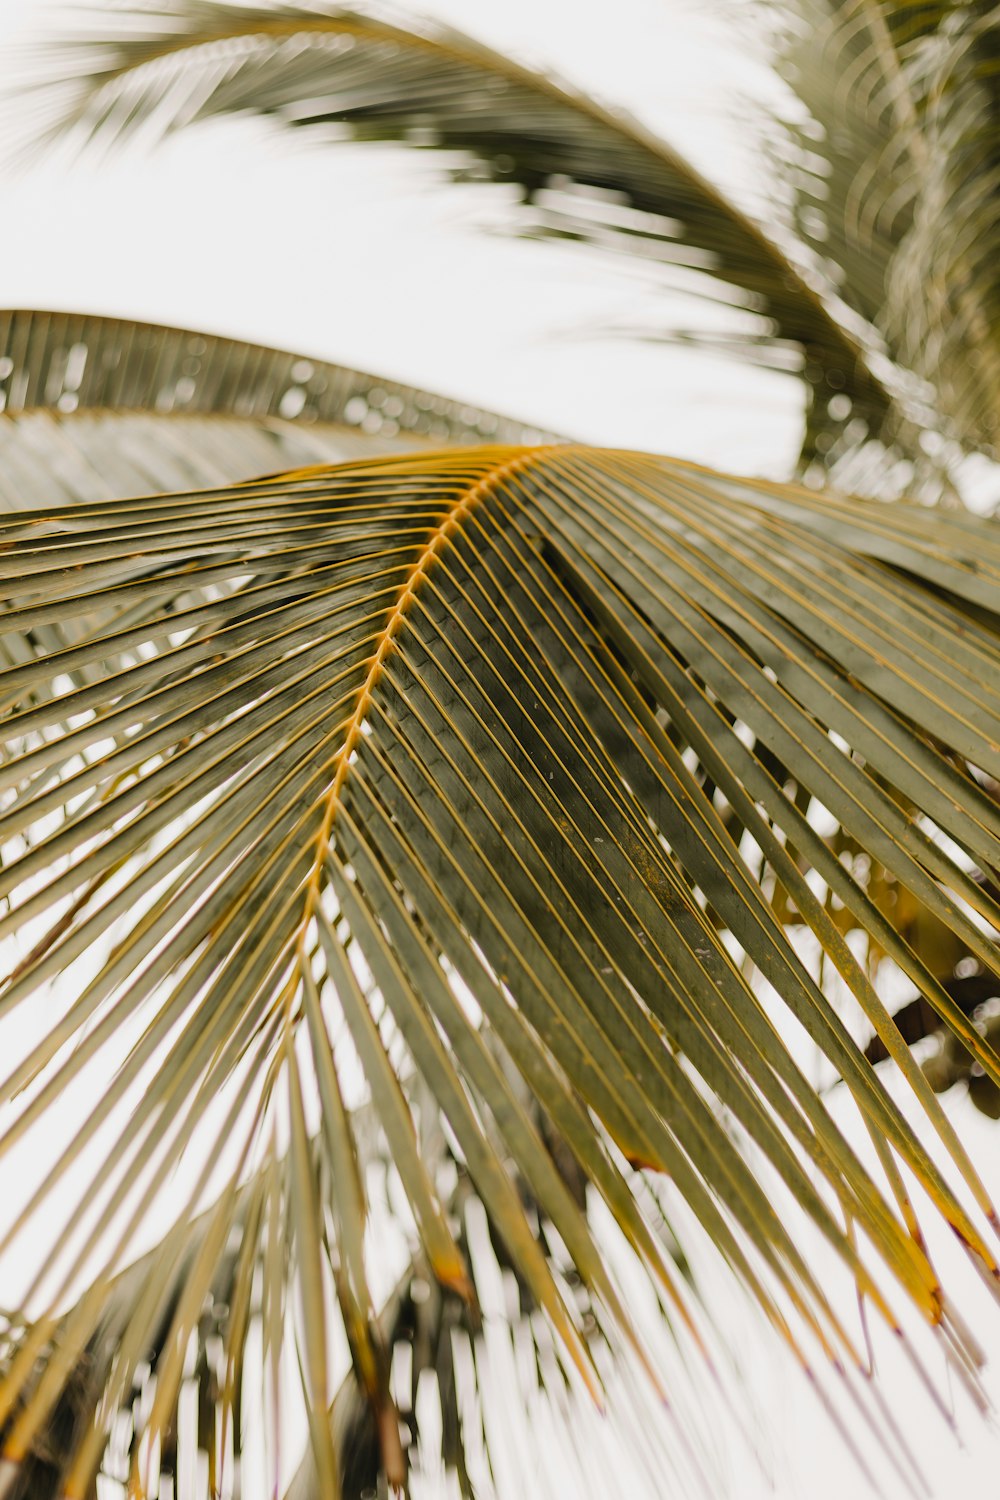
[0,307,545,481]
[3,439,1000,1491]
[882,3,1000,462]
[18,2,904,470]
[769,0,933,332]
[769,0,1000,472]
[2,1098,696,1500]
[0,307,551,712]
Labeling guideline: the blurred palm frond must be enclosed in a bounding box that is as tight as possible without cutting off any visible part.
[16,1,911,478]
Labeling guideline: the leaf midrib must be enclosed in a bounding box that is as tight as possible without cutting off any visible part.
[294,445,547,950]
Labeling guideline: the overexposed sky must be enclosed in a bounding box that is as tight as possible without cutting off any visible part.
[1,4,999,1499]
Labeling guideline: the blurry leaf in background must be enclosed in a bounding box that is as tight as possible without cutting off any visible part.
[16,0,923,490]
[763,0,1000,494]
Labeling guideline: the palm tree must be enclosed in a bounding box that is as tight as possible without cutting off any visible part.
[2,4,1000,1496]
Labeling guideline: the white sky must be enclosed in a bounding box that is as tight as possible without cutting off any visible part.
[0,3,999,1499]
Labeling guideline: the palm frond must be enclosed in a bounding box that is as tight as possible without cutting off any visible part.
[0,308,545,470]
[2,1097,696,1500]
[769,0,1000,472]
[883,3,1000,462]
[0,307,552,712]
[770,0,932,330]
[17,2,904,472]
[4,441,1000,1490]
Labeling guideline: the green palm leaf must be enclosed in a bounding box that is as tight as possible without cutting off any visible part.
[883,3,1000,461]
[19,2,903,471]
[1,1110,700,1500]
[0,308,543,480]
[0,307,550,712]
[770,0,1000,469]
[3,433,1000,1492]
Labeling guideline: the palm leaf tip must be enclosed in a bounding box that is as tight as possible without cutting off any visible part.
[3,442,1000,1490]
